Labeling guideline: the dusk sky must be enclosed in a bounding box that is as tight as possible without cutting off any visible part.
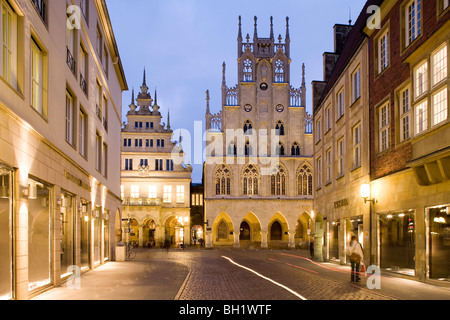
[106,0,367,183]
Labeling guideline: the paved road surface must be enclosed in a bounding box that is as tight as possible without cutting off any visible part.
[34,248,450,301]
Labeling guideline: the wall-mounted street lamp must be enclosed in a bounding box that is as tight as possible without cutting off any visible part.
[360,184,376,204]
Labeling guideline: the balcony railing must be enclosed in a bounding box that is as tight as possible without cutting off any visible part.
[122,198,162,207]
[80,74,87,95]
[32,0,47,25]
[96,104,102,120]
[66,47,76,76]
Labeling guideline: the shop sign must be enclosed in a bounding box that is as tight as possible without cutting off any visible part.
[334,198,349,209]
[65,171,91,192]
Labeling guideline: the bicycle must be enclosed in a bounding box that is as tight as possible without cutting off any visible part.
[126,242,136,260]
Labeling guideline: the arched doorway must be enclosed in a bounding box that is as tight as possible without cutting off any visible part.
[129,218,139,246]
[211,212,234,246]
[270,221,282,240]
[240,221,251,240]
[143,219,156,248]
[165,216,184,246]
[295,213,312,249]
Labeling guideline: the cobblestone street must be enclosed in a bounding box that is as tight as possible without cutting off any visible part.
[35,248,450,301]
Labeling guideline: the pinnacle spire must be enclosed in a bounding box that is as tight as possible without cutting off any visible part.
[167,109,171,130]
[206,90,210,115]
[131,87,135,105]
[270,16,274,39]
[154,87,158,105]
[286,17,290,39]
[222,62,226,86]
[253,16,258,40]
[302,63,306,87]
[143,67,147,86]
[238,15,242,39]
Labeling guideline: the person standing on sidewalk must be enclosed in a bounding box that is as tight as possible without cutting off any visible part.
[347,236,364,282]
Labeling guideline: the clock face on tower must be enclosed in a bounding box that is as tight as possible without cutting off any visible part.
[244,104,252,112]
[260,83,268,91]
[276,104,284,113]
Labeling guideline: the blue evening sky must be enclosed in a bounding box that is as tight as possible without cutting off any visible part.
[106,0,367,183]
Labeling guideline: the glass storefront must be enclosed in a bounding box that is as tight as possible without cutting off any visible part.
[93,206,101,266]
[103,210,109,262]
[329,220,340,261]
[60,192,74,277]
[0,168,13,300]
[379,210,415,275]
[345,216,364,259]
[428,206,450,281]
[80,200,90,270]
[28,177,52,292]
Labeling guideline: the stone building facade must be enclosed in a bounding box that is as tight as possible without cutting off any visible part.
[313,0,450,284]
[121,72,192,248]
[0,0,127,300]
[204,16,314,249]
[365,0,450,282]
[312,7,371,264]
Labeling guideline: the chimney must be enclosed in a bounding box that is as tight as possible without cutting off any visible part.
[334,24,353,55]
[323,52,340,82]
[312,81,327,114]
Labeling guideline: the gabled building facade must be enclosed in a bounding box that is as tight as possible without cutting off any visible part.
[312,3,372,264]
[204,16,314,249]
[365,0,450,282]
[121,72,192,248]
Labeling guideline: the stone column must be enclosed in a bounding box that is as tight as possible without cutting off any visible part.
[260,231,268,248]
[288,231,296,249]
[184,225,190,245]
[233,231,240,247]
[205,230,213,248]
[138,225,144,247]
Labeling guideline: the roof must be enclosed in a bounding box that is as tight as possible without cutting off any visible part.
[314,0,383,114]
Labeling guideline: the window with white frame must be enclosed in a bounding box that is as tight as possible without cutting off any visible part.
[316,118,321,142]
[95,132,102,172]
[79,108,87,158]
[65,90,75,146]
[96,25,102,60]
[352,68,361,102]
[2,0,18,88]
[400,87,412,142]
[124,158,133,171]
[379,103,390,152]
[31,38,45,117]
[317,157,322,189]
[337,138,344,177]
[326,148,332,183]
[415,99,428,135]
[79,45,87,94]
[431,44,447,87]
[148,185,157,199]
[102,142,107,177]
[405,0,422,47]
[414,60,428,98]
[176,185,185,203]
[353,124,361,169]
[378,29,389,73]
[337,89,344,119]
[325,105,332,132]
[163,185,172,203]
[131,185,139,199]
[432,87,448,126]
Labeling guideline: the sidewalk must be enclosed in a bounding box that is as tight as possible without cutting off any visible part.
[33,250,189,300]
